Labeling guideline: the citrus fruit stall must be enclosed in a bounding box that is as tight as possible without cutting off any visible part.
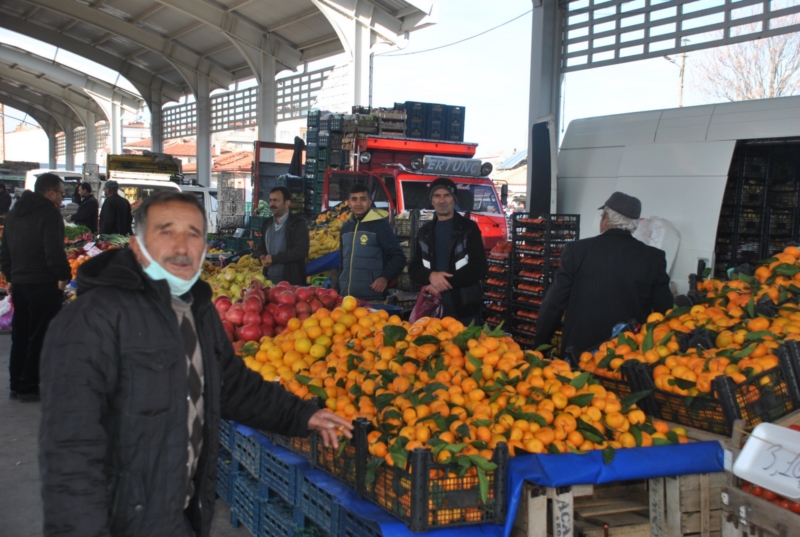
[208,247,800,537]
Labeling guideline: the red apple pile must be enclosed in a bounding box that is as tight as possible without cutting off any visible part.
[214,279,342,343]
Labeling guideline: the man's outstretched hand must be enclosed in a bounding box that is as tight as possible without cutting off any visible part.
[307,409,354,449]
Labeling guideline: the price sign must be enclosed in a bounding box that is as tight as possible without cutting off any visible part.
[733,423,800,499]
[87,246,104,257]
[83,242,95,251]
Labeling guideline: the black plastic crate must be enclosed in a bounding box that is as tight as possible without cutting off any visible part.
[267,432,314,460]
[311,432,357,485]
[768,209,796,236]
[355,420,508,533]
[306,128,319,144]
[447,105,465,127]
[767,183,799,208]
[716,206,736,234]
[427,103,447,122]
[740,180,766,207]
[446,128,464,142]
[249,215,267,232]
[738,209,762,236]
[319,131,343,150]
[231,472,262,536]
[329,114,344,132]
[341,509,382,537]
[234,430,261,479]
[220,419,235,452]
[403,102,427,123]
[216,446,235,504]
[299,474,341,535]
[644,347,800,436]
[307,110,321,129]
[406,125,425,138]
[260,496,306,537]
[317,158,329,172]
[277,175,307,194]
[307,143,319,158]
[329,149,349,168]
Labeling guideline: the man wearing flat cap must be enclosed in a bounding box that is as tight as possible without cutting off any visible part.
[534,192,673,356]
[99,180,133,235]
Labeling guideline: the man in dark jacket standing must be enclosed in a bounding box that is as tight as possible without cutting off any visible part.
[99,180,132,235]
[38,191,351,537]
[0,173,70,401]
[253,186,309,285]
[338,184,406,301]
[534,192,673,356]
[67,182,99,233]
[0,184,12,215]
[409,178,488,325]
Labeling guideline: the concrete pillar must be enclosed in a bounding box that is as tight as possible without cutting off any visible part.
[111,101,122,154]
[150,95,164,153]
[257,52,277,162]
[352,2,373,107]
[65,125,75,171]
[526,0,563,214]
[196,75,212,187]
[85,112,97,165]
[48,128,57,169]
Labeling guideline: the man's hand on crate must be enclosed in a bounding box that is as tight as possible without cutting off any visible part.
[308,409,354,449]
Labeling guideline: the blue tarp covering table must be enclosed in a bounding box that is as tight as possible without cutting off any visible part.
[306,251,339,275]
[230,423,724,537]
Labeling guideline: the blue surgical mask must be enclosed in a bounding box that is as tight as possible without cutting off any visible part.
[136,235,204,296]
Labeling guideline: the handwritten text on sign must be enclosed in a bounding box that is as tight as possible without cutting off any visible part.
[733,423,800,499]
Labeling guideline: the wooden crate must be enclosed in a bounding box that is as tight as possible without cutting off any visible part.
[720,486,793,537]
[512,482,652,537]
[663,473,726,537]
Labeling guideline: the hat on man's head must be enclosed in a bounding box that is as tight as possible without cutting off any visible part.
[599,191,641,219]
[105,180,119,190]
[429,177,457,202]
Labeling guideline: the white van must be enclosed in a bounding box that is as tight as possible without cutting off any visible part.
[180,185,218,235]
[24,169,84,201]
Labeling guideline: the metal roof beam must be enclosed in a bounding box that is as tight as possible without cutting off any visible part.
[0,17,184,102]
[0,80,82,125]
[19,0,233,94]
[0,92,67,133]
[0,44,144,112]
[268,8,321,32]
[0,63,106,123]
[155,0,304,73]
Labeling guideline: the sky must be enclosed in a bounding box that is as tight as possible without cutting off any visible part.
[0,0,736,159]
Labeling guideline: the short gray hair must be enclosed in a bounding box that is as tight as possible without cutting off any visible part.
[603,207,638,231]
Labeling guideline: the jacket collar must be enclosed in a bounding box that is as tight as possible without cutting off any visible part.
[77,248,212,314]
[601,228,633,237]
[351,208,388,223]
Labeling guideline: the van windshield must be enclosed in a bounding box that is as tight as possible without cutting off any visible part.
[401,181,502,215]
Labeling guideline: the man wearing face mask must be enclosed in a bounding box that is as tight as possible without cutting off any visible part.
[37,191,352,537]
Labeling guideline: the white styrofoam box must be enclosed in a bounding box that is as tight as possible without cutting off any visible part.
[733,423,800,500]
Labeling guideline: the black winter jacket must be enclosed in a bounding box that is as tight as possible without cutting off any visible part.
[99,193,132,235]
[408,212,488,316]
[338,209,406,301]
[39,248,319,537]
[0,191,70,285]
[71,194,99,233]
[534,229,673,355]
[253,212,309,286]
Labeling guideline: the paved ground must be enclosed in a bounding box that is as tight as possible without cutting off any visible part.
[0,333,248,537]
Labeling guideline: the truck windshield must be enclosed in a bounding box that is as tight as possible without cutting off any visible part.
[401,181,502,215]
[327,172,389,209]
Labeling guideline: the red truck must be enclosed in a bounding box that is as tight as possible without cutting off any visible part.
[321,136,508,249]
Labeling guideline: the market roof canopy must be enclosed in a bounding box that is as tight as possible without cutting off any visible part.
[0,0,437,101]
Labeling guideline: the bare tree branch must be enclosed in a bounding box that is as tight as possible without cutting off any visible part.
[693,17,800,102]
